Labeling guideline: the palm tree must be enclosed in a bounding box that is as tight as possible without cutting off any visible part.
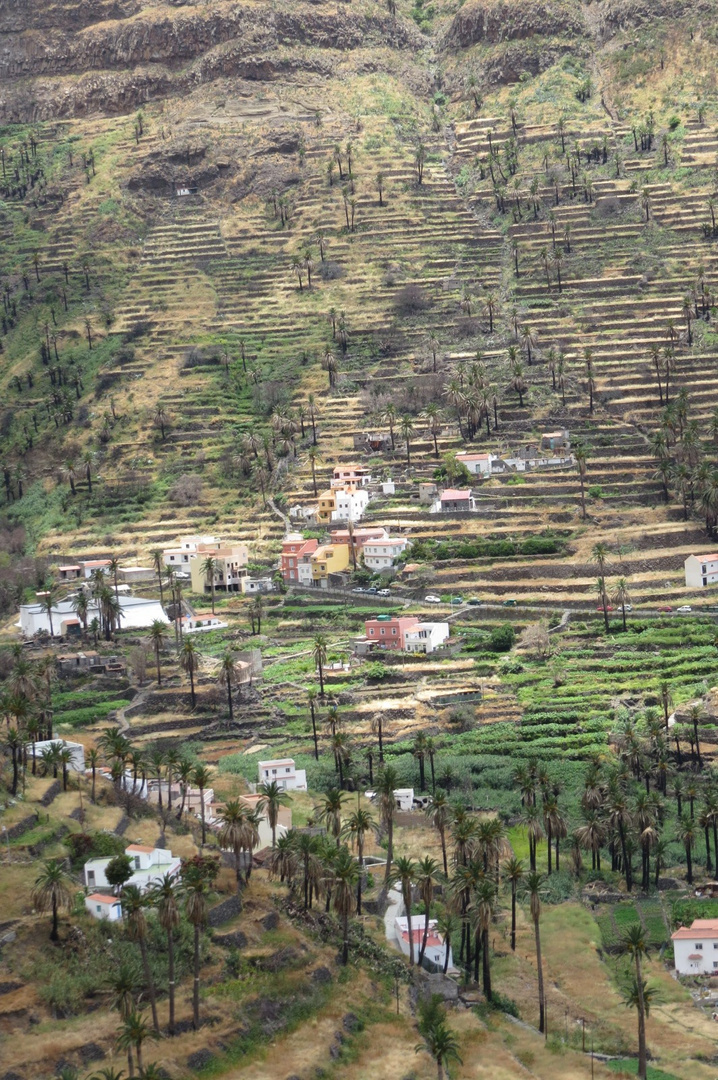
[313,633,328,697]
[182,862,210,1030]
[152,873,182,1035]
[399,415,415,468]
[307,685,320,760]
[41,585,57,638]
[389,856,419,964]
[415,1018,462,1080]
[317,788,345,846]
[471,878,497,998]
[218,649,240,719]
[676,814,696,884]
[383,402,397,451]
[619,924,650,1079]
[71,591,89,632]
[257,780,291,848]
[117,1010,158,1077]
[592,542,610,633]
[330,845,360,964]
[425,791,450,876]
[193,763,212,845]
[179,637,199,707]
[148,620,167,685]
[416,856,442,966]
[526,872,546,1032]
[122,885,159,1033]
[612,578,632,632]
[377,764,399,886]
[199,556,217,613]
[151,549,165,607]
[217,800,252,892]
[504,857,524,952]
[307,445,321,496]
[31,858,71,941]
[574,442,588,520]
[435,908,461,976]
[342,806,377,914]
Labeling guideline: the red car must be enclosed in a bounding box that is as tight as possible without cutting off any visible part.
[596,604,615,612]
[658,605,673,612]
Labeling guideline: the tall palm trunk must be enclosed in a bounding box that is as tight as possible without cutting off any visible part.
[534,916,545,1033]
[511,883,517,951]
[342,911,349,965]
[139,936,159,1033]
[127,1046,135,1078]
[405,884,414,964]
[167,927,176,1034]
[193,923,201,1030]
[635,953,647,1079]
[482,928,492,1000]
[383,817,393,886]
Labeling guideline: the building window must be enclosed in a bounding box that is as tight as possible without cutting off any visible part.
[96,905,102,913]
[286,768,291,773]
[696,943,703,949]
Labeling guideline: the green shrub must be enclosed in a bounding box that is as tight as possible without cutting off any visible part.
[490,624,516,652]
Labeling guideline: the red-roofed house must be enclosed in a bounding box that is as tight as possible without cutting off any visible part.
[455,451,495,476]
[394,915,454,970]
[439,488,474,512]
[364,616,419,650]
[685,554,718,589]
[671,919,718,974]
[85,893,123,921]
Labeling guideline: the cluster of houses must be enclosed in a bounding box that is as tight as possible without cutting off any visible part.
[356,615,450,655]
[281,526,409,589]
[455,429,572,477]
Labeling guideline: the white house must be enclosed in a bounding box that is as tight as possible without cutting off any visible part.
[31,739,86,772]
[19,595,169,638]
[241,576,274,595]
[257,758,307,792]
[182,614,228,634]
[331,487,369,524]
[162,535,220,568]
[85,893,123,922]
[393,788,415,811]
[685,554,718,589]
[394,916,454,971]
[456,451,495,476]
[83,844,181,893]
[363,535,409,571]
[404,622,450,654]
[672,920,718,975]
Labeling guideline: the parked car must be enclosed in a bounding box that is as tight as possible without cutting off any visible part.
[677,605,692,613]
[623,604,633,612]
[502,599,517,607]
[425,595,442,604]
[378,588,392,596]
[365,587,378,594]
[467,598,483,606]
[352,587,365,593]
[658,605,673,612]
[596,604,615,612]
[450,596,464,604]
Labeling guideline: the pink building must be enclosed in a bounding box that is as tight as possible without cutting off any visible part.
[364,616,420,650]
[281,534,319,584]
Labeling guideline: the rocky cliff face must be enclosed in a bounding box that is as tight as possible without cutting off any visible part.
[0,0,423,119]
[441,0,586,49]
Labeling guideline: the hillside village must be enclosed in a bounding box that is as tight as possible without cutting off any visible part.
[3,0,718,1078]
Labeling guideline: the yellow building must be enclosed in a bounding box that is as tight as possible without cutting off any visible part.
[310,543,350,587]
[317,489,337,525]
[189,543,249,594]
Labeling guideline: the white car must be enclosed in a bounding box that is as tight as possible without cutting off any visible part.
[424,595,442,604]
[676,605,692,613]
[378,589,392,596]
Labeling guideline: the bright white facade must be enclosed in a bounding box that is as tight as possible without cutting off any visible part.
[455,451,495,476]
[672,920,718,975]
[83,845,181,893]
[85,893,123,921]
[331,488,369,523]
[393,788,415,811]
[257,758,307,792]
[404,622,450,654]
[685,554,718,589]
[363,535,409,571]
[394,916,454,970]
[163,535,220,568]
[19,595,168,638]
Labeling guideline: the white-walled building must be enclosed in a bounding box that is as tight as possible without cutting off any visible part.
[394,916,454,970]
[83,845,181,893]
[363,535,409,571]
[257,758,307,792]
[455,451,495,476]
[162,535,221,569]
[404,622,450,654]
[331,487,370,524]
[189,543,249,595]
[85,893,123,922]
[685,554,718,589]
[672,920,718,975]
[19,595,168,638]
